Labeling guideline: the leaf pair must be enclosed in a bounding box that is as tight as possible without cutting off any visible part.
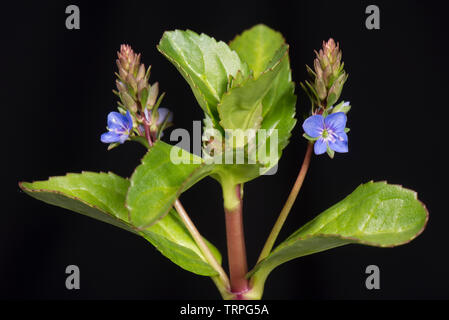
[158,25,297,183]
[19,170,221,276]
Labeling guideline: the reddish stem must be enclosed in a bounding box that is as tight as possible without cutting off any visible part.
[143,120,153,147]
[225,185,249,295]
[257,142,313,263]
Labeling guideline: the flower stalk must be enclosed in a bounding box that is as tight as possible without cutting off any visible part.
[257,143,313,263]
[173,200,231,298]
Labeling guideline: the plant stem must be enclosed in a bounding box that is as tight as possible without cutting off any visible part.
[142,119,230,295]
[143,120,153,147]
[257,143,313,263]
[224,184,249,296]
[173,200,230,291]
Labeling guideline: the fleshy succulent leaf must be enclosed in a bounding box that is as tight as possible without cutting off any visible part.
[217,46,287,131]
[19,172,221,276]
[259,45,297,159]
[229,24,285,78]
[208,28,296,183]
[141,208,222,276]
[157,30,249,126]
[248,181,428,297]
[126,141,214,229]
[20,172,135,233]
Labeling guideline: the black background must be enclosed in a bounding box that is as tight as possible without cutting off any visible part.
[2,0,448,300]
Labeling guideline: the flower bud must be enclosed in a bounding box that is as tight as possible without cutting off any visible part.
[331,101,351,114]
[147,82,159,107]
[117,45,140,76]
[327,73,348,106]
[136,64,146,82]
[116,80,127,93]
[314,59,323,79]
[302,38,348,112]
[315,78,327,101]
[120,91,137,112]
[144,107,173,139]
[114,44,155,112]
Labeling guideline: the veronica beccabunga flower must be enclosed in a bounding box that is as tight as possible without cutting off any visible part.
[101,111,133,144]
[144,107,173,137]
[100,44,173,148]
[303,112,348,158]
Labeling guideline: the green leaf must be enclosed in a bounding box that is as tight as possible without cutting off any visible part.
[259,46,297,157]
[126,140,214,229]
[229,24,285,78]
[19,172,221,276]
[303,133,318,142]
[159,26,296,184]
[141,209,222,276]
[331,100,351,114]
[226,44,296,177]
[157,30,249,125]
[326,146,335,159]
[20,172,136,233]
[249,181,428,297]
[217,45,287,131]
[213,45,296,183]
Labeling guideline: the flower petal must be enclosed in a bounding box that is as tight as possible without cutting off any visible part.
[144,108,150,122]
[303,115,324,138]
[124,111,133,130]
[107,112,128,131]
[101,131,122,144]
[157,108,173,125]
[324,112,347,133]
[329,132,348,153]
[118,132,129,144]
[314,138,328,155]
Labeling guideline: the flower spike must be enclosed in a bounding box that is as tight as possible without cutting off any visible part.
[301,38,348,113]
[301,38,351,158]
[101,44,173,148]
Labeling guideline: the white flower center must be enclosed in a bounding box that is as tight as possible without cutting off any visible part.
[320,128,338,143]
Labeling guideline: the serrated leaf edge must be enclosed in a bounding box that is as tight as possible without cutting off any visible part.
[228,23,287,52]
[217,45,290,130]
[157,29,250,131]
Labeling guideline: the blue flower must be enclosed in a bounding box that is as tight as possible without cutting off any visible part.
[142,107,173,138]
[101,111,133,144]
[144,107,173,125]
[303,112,348,155]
